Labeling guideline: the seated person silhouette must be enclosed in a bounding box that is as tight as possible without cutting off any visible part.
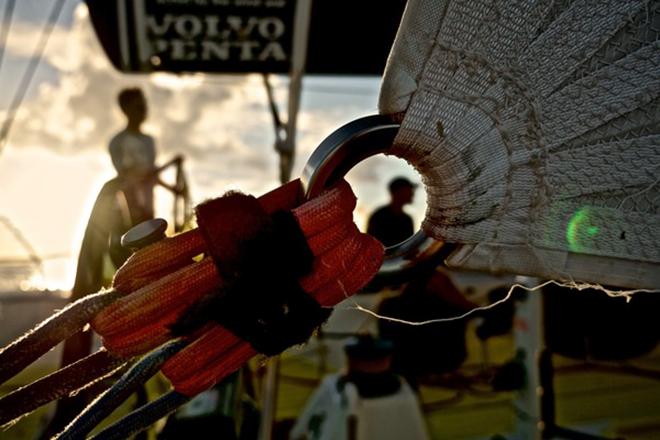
[378,267,478,389]
[367,177,416,247]
[291,335,429,440]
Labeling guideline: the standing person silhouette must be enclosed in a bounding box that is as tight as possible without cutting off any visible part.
[378,266,477,390]
[109,87,157,224]
[40,88,157,439]
[367,177,417,247]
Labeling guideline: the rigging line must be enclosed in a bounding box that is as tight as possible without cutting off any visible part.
[262,73,285,133]
[0,0,67,154]
[0,0,17,74]
[0,216,43,273]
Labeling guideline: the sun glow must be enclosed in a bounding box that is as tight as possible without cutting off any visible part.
[0,4,403,293]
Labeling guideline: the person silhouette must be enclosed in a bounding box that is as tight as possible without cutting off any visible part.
[366,177,416,247]
[108,87,157,223]
[378,266,477,390]
[41,88,157,440]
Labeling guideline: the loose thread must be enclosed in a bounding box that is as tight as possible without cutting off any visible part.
[349,279,660,326]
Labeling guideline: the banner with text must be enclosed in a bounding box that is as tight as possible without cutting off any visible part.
[86,0,406,75]
[88,0,294,73]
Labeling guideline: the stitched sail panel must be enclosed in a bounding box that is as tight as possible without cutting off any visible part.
[380,0,660,288]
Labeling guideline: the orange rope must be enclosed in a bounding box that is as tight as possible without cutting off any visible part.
[89,179,383,396]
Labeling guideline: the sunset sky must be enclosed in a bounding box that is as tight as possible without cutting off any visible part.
[0,1,425,290]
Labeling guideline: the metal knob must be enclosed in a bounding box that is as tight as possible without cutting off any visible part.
[121,218,168,250]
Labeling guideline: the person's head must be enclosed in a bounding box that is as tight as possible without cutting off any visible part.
[118,88,147,127]
[344,335,394,373]
[388,176,416,207]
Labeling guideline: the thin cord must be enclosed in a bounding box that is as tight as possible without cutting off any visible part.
[0,0,17,74]
[350,282,528,326]
[351,279,660,326]
[0,0,67,154]
[262,74,284,130]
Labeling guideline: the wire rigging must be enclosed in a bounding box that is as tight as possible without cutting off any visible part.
[0,215,43,274]
[0,0,68,154]
[0,0,17,74]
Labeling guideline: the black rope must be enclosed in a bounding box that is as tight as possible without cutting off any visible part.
[0,0,67,153]
[262,74,285,132]
[90,391,190,440]
[56,340,187,440]
[0,0,17,74]
[262,74,294,183]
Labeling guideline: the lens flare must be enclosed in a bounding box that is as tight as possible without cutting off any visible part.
[566,207,600,252]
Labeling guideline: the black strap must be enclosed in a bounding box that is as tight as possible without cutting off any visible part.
[173,195,330,356]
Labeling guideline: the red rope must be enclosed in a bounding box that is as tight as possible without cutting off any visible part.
[90,179,383,396]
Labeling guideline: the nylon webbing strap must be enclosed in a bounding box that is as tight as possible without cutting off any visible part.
[195,193,272,277]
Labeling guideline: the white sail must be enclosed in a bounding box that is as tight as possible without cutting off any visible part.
[379,0,660,289]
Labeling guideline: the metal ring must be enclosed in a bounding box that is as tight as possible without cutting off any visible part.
[301,114,451,282]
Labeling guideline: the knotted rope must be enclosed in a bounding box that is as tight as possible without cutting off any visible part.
[0,178,383,438]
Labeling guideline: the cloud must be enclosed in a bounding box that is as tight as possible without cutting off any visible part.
[4,4,239,156]
[0,3,435,289]
[1,3,388,186]
[4,5,424,207]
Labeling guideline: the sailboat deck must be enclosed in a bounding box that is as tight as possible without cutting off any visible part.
[276,323,660,439]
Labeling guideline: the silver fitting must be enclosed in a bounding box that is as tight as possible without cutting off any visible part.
[301,115,450,283]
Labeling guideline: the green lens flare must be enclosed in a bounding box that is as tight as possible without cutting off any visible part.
[566,207,599,252]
